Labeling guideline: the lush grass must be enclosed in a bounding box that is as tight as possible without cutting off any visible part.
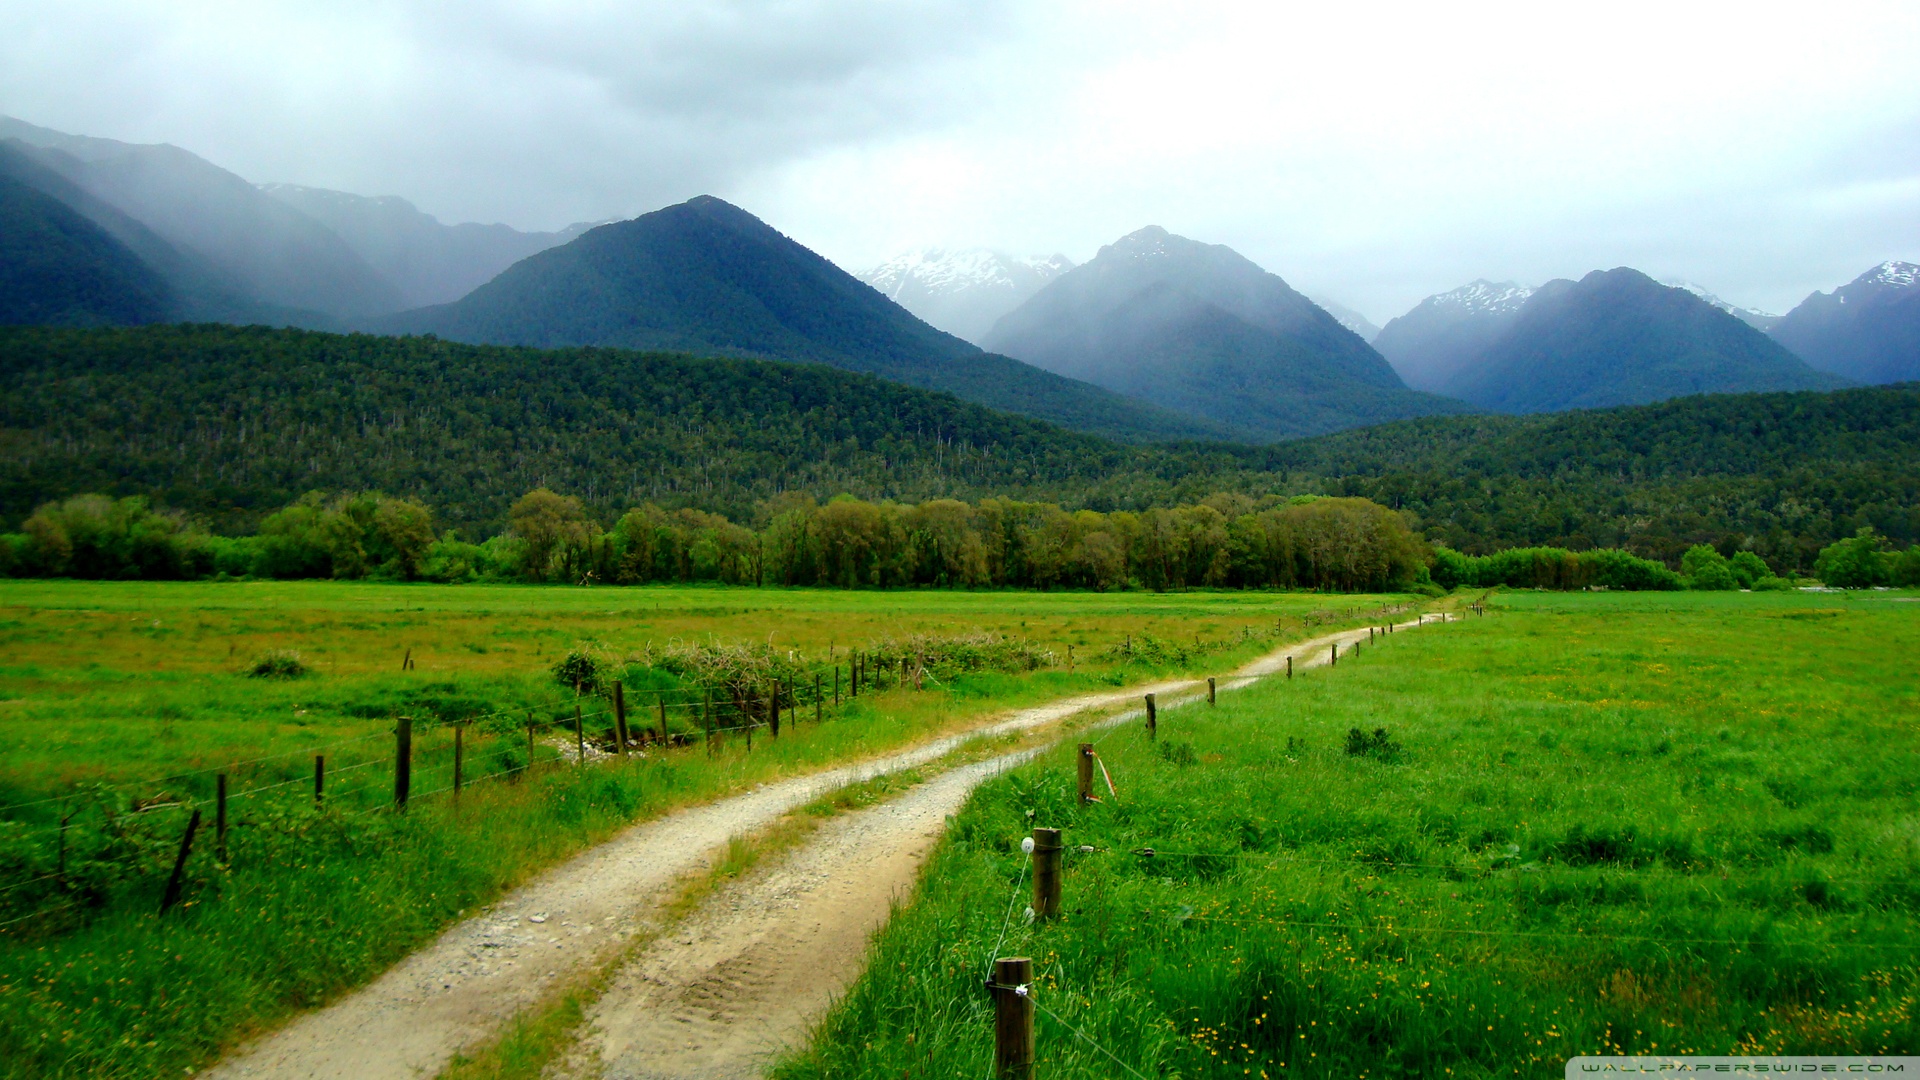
[776,589,1920,1079]
[0,579,1406,1079]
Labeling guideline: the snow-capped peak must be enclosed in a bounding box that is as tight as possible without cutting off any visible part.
[1661,280,1780,320]
[861,248,1074,300]
[1861,260,1920,290]
[1426,280,1534,315]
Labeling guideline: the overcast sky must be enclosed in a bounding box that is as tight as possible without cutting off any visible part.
[3,1,1917,320]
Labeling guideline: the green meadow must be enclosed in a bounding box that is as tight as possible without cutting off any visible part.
[777,589,1920,1078]
[0,579,1399,1079]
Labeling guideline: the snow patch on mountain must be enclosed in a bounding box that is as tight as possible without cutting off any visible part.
[1424,280,1535,315]
[1660,280,1781,329]
[1861,261,1920,290]
[859,247,1075,344]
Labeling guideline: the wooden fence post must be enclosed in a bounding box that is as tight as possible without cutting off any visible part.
[401,647,411,672]
[1031,827,1062,920]
[215,773,228,862]
[768,683,779,738]
[704,688,714,757]
[574,705,585,766]
[614,682,630,759]
[991,957,1035,1080]
[1208,677,1216,705]
[1077,743,1094,804]
[834,666,841,705]
[159,809,201,915]
[1145,692,1157,739]
[1067,644,1074,673]
[453,725,464,798]
[314,754,324,805]
[394,716,412,809]
[1287,655,1293,679]
[1331,643,1338,666]
[658,698,668,743]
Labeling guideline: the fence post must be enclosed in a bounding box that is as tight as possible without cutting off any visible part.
[1331,643,1338,666]
[454,724,464,798]
[1145,692,1157,739]
[1077,743,1094,804]
[991,957,1035,1080]
[1067,644,1074,673]
[314,754,324,805]
[1031,827,1062,920]
[575,705,585,766]
[658,698,668,744]
[850,655,859,698]
[614,682,630,759]
[215,773,228,862]
[394,716,412,809]
[401,647,411,672]
[704,688,714,757]
[1208,676,1216,705]
[1287,655,1293,679]
[834,666,841,705]
[159,808,202,915]
[770,681,780,738]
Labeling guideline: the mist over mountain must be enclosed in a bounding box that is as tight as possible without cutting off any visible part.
[1438,268,1847,413]
[371,196,1223,442]
[0,170,171,327]
[982,226,1464,440]
[859,248,1074,345]
[1373,280,1536,393]
[1772,262,1920,386]
[0,117,397,319]
[1310,296,1382,342]
[259,184,601,309]
[1661,280,1781,332]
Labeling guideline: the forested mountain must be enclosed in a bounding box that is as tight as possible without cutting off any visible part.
[982,226,1466,440]
[859,248,1074,344]
[1309,297,1382,342]
[0,171,171,327]
[370,196,1220,442]
[259,184,600,309]
[1374,280,1535,392]
[2,325,1913,570]
[1392,268,1845,413]
[0,117,396,319]
[1772,262,1920,385]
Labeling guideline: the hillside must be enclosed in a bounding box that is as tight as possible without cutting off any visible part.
[1440,268,1847,412]
[983,226,1465,439]
[1,325,1913,568]
[1772,261,1920,385]
[1373,280,1535,392]
[370,197,1218,442]
[0,117,397,319]
[0,171,171,327]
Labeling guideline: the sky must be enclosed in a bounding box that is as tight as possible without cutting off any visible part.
[3,1,1918,321]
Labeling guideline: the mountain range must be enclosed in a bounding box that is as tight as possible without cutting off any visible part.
[983,226,1466,440]
[1772,261,1920,386]
[858,248,1074,344]
[1376,269,1847,412]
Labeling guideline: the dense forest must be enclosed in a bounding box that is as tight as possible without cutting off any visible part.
[2,325,1916,572]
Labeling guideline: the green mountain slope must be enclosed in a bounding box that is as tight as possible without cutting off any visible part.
[371,196,1223,443]
[1772,262,1920,386]
[0,171,171,327]
[1444,268,1849,412]
[1,325,1913,570]
[982,226,1468,439]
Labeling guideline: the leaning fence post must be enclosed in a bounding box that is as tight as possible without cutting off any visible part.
[614,682,630,759]
[1145,692,1157,739]
[991,956,1035,1079]
[394,716,412,809]
[159,808,202,915]
[1077,743,1094,804]
[1031,827,1062,920]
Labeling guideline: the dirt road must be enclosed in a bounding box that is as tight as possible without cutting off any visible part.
[205,616,1438,1080]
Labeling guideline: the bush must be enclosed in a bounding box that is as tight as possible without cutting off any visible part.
[1682,545,1737,591]
[247,649,308,678]
[1729,551,1770,589]
[1751,575,1794,592]
[1892,546,1920,588]
[1428,545,1682,591]
[551,647,606,695]
[1814,528,1890,589]
[1345,726,1402,763]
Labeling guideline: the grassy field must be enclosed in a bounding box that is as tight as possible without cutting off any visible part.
[0,579,1404,1080]
[776,589,1920,1078]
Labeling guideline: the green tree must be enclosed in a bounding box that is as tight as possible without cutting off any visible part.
[1814,528,1890,589]
[1682,545,1736,590]
[1728,550,1770,589]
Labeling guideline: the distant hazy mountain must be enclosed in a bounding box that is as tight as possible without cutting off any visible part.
[859,248,1074,345]
[0,169,171,327]
[1309,296,1381,342]
[372,196,1225,442]
[1440,268,1847,413]
[1661,280,1781,332]
[259,184,601,309]
[0,116,397,319]
[1771,262,1920,385]
[1373,280,1535,393]
[983,226,1465,440]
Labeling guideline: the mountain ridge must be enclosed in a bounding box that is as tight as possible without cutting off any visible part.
[1772,261,1920,385]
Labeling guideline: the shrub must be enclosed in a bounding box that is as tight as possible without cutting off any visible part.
[1729,550,1770,589]
[247,649,308,678]
[1751,575,1794,591]
[1681,545,1737,591]
[1344,726,1402,763]
[1814,528,1890,589]
[1892,546,1920,588]
[551,647,606,695]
